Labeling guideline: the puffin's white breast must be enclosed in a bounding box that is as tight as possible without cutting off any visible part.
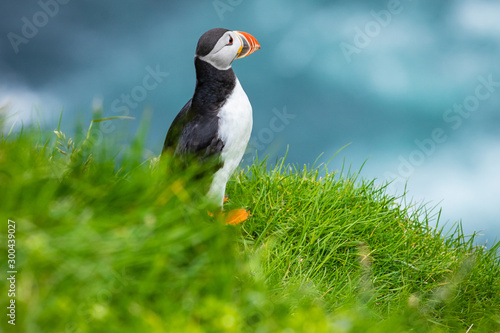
[207,78,253,205]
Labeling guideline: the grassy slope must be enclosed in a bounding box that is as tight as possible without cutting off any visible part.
[0,125,499,333]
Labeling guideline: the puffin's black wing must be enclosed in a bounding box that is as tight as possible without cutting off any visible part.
[163,99,192,153]
[163,100,224,160]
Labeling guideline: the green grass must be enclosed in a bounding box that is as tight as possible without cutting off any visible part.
[0,120,499,333]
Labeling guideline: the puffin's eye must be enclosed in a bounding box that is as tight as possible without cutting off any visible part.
[227,36,233,45]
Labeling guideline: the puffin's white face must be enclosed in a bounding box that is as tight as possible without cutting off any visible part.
[197,30,260,71]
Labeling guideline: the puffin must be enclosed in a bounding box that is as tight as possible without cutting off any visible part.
[162,28,260,225]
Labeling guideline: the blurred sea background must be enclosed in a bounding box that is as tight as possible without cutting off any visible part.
[1,0,499,244]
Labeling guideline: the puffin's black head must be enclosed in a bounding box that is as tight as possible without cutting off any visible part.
[195,28,260,70]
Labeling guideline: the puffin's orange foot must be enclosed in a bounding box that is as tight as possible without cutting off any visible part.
[224,209,250,225]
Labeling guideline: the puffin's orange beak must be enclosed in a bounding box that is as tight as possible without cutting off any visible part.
[234,31,260,59]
